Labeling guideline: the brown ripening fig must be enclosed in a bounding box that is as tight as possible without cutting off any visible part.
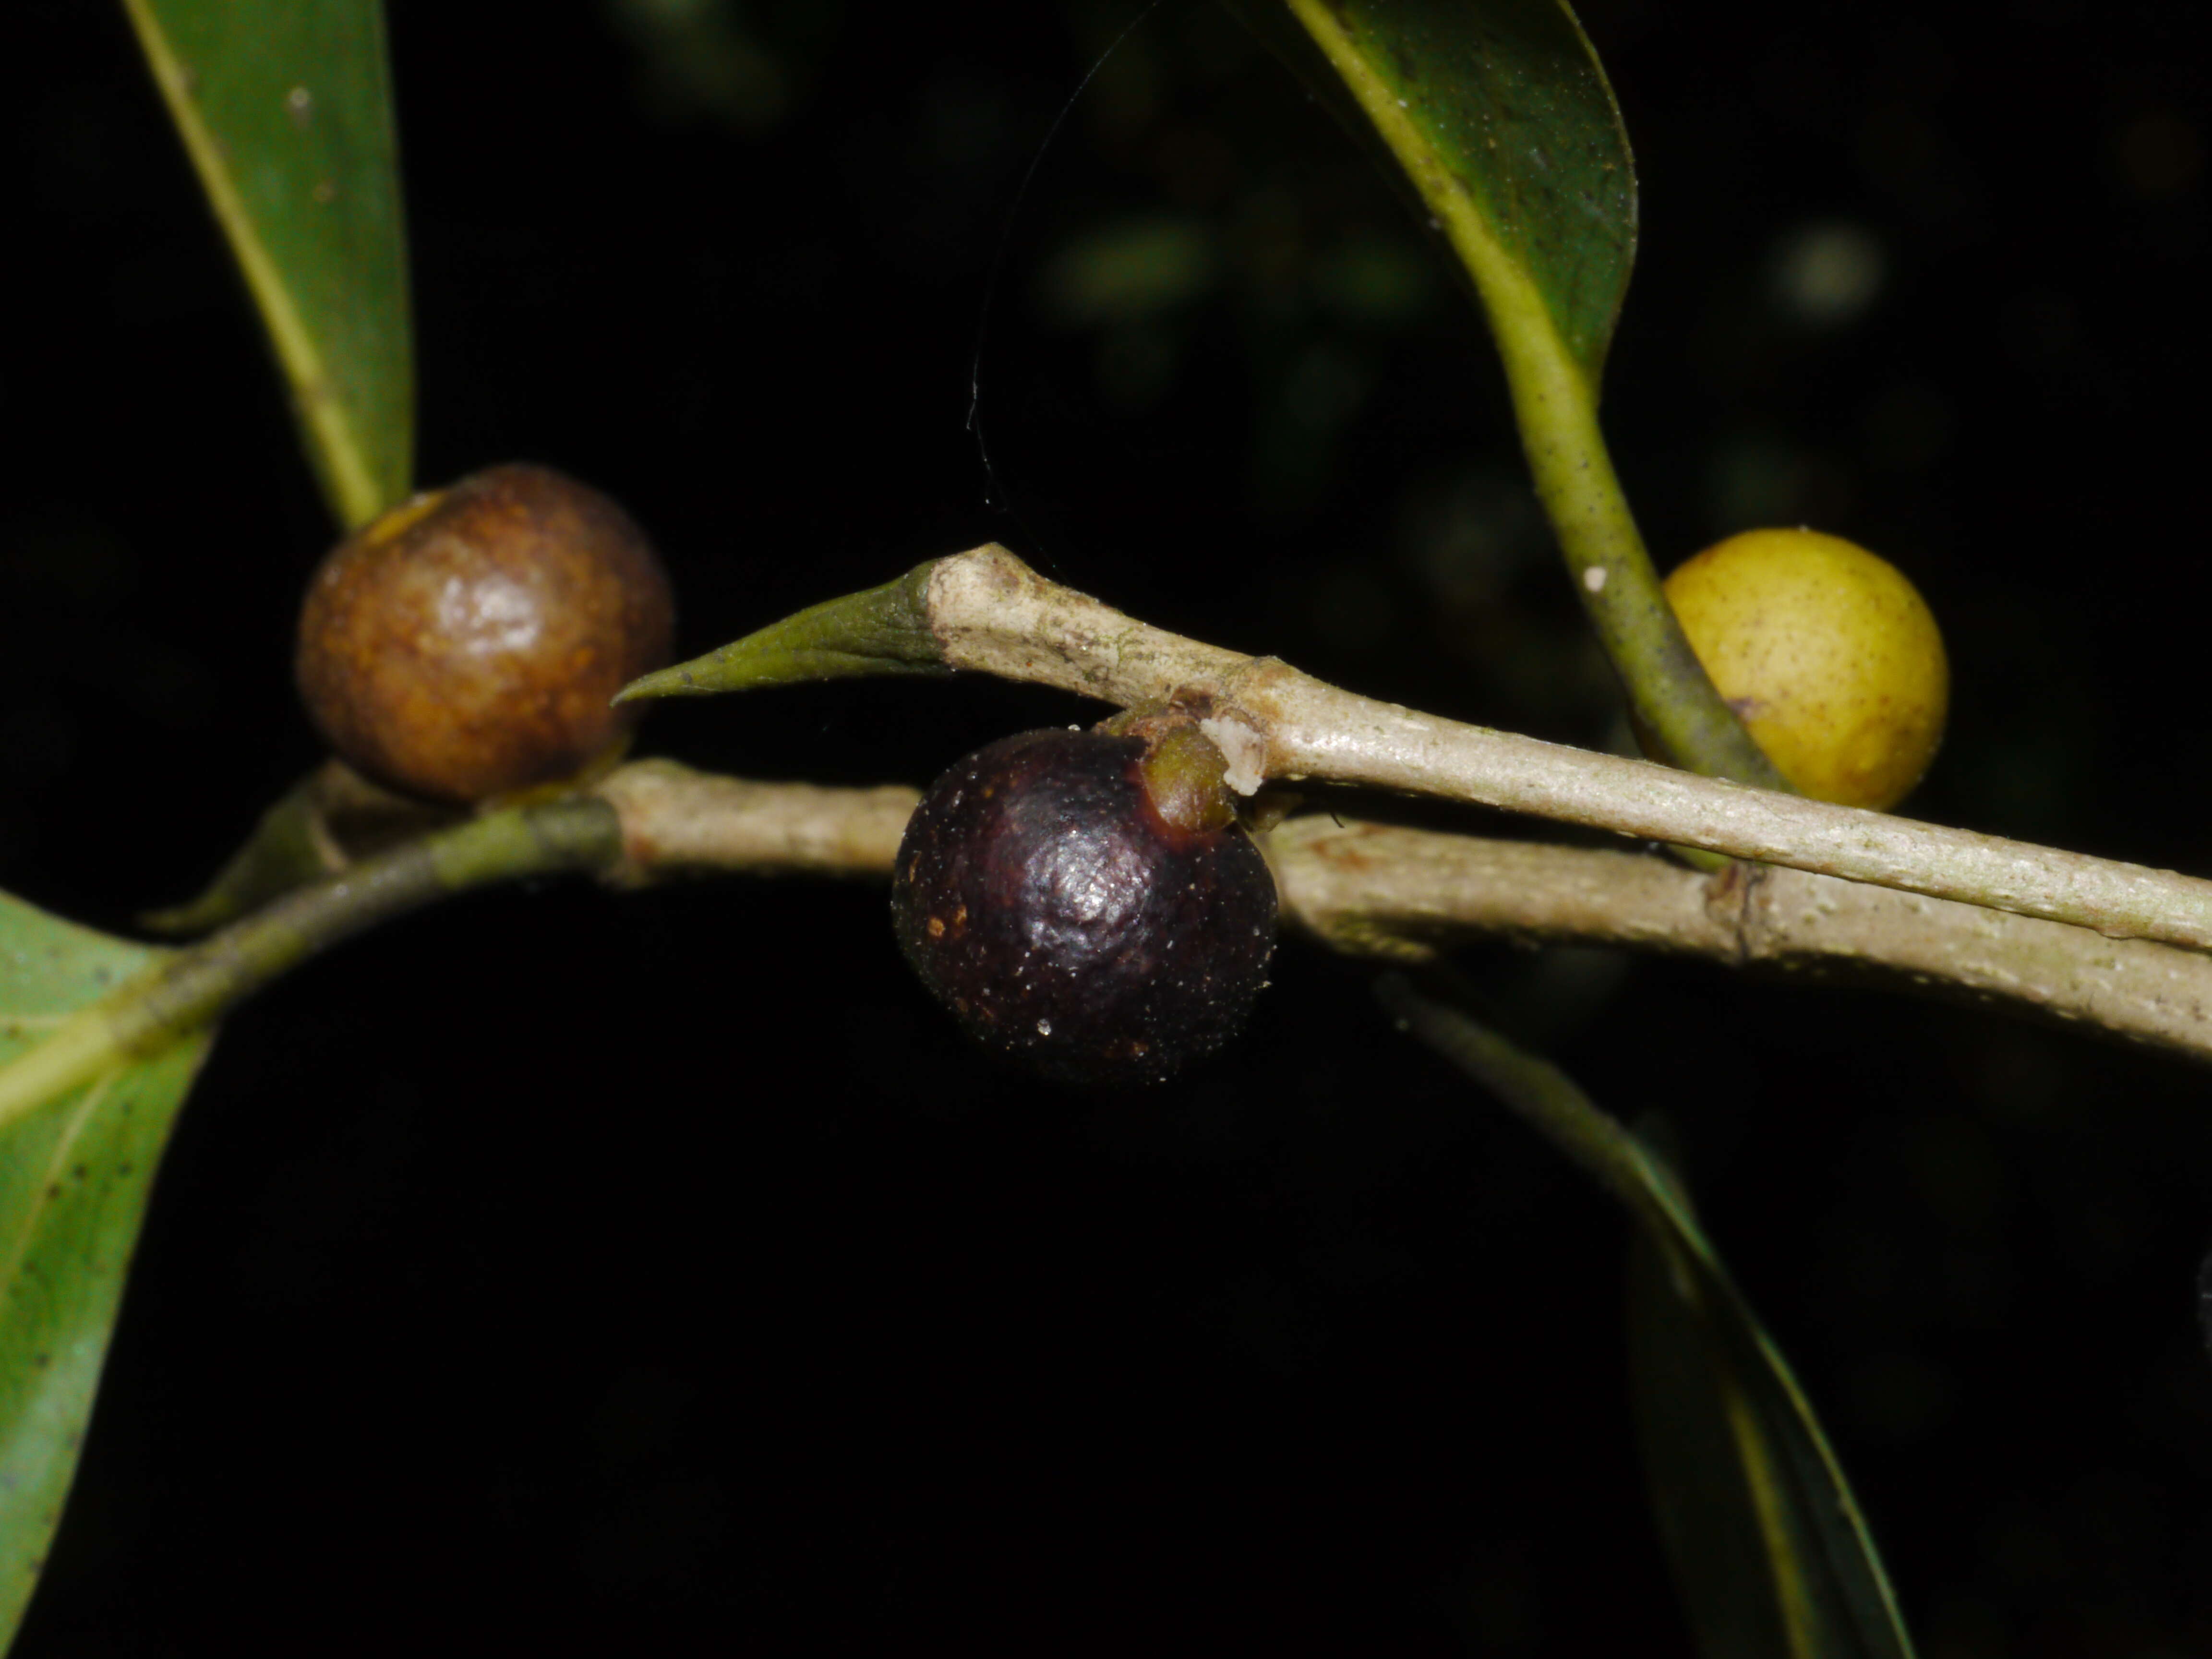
[296,463,676,804]
[891,719,1279,1085]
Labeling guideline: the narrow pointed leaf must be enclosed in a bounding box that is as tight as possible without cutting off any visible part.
[0,892,214,1646]
[1226,0,1634,384]
[1376,973,1914,1659]
[139,763,457,938]
[1623,1137,1913,1659]
[140,769,339,936]
[617,561,947,704]
[1227,0,1785,787]
[121,0,413,528]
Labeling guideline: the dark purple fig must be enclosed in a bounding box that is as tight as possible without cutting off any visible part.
[891,724,1278,1084]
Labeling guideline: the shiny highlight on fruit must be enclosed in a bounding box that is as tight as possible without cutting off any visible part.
[891,725,1278,1084]
[296,463,676,804]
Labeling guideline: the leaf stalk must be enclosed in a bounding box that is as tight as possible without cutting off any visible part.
[0,799,621,1132]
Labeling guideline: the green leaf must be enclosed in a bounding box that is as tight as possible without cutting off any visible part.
[1226,0,1634,384]
[1226,0,1787,788]
[1624,1131,1914,1659]
[0,892,214,1647]
[616,560,948,704]
[139,769,340,937]
[120,0,413,529]
[1375,972,1914,1659]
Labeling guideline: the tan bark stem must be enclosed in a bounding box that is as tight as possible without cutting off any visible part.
[1266,818,2212,1062]
[594,761,920,886]
[923,545,2212,953]
[585,763,2212,1065]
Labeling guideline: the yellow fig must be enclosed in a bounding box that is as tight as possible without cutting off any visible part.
[1663,528,1947,810]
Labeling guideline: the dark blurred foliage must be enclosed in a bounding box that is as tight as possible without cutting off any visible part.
[4,0,2212,1652]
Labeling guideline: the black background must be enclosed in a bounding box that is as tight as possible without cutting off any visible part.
[6,0,2212,1652]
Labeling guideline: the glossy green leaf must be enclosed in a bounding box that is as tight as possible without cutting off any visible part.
[1226,0,1634,382]
[121,0,413,528]
[1228,0,1785,787]
[1376,973,1914,1659]
[0,893,214,1647]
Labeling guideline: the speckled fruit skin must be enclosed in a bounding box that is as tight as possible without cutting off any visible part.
[1665,528,1948,810]
[891,729,1278,1085]
[296,463,676,804]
